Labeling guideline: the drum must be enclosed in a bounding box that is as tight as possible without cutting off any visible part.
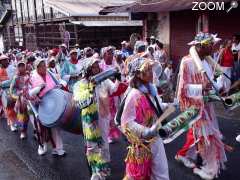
[159,107,199,144]
[224,91,240,110]
[38,88,82,135]
[90,68,119,85]
[1,90,15,108]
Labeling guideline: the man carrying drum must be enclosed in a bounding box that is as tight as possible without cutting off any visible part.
[73,57,123,180]
[29,58,65,156]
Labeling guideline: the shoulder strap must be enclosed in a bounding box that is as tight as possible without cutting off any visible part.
[145,94,163,118]
[114,88,131,126]
[154,96,163,116]
[48,70,59,85]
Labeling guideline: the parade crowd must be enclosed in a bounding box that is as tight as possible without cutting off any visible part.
[0,32,240,180]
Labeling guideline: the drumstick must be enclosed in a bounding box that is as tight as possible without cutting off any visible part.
[27,100,43,147]
[205,56,231,80]
[189,46,205,73]
[28,100,39,118]
[156,105,176,130]
[190,46,226,106]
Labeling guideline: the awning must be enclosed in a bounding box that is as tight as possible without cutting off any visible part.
[70,20,143,27]
[44,0,135,16]
[100,0,233,13]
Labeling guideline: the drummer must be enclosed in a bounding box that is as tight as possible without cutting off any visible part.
[60,49,82,92]
[0,54,17,132]
[73,57,123,180]
[29,58,65,156]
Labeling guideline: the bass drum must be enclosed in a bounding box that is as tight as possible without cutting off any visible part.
[38,88,82,135]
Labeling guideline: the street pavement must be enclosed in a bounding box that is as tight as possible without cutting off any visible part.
[0,103,239,180]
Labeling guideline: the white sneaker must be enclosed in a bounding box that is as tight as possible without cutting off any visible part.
[175,155,196,168]
[52,149,66,156]
[193,167,214,180]
[20,132,27,139]
[236,135,240,142]
[10,125,17,132]
[38,143,47,156]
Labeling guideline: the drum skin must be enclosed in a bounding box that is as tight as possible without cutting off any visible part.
[38,88,82,135]
[1,90,15,108]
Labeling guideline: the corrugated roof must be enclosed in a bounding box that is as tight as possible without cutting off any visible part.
[44,0,136,16]
[100,0,233,13]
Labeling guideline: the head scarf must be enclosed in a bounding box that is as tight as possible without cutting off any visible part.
[34,58,45,69]
[128,57,154,77]
[79,57,100,76]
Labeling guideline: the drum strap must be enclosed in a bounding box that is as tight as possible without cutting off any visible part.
[145,95,163,118]
[114,88,131,126]
[115,90,163,126]
[48,70,59,86]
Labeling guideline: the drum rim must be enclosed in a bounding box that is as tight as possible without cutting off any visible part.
[38,89,68,127]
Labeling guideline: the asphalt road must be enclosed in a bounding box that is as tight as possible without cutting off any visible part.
[0,109,239,180]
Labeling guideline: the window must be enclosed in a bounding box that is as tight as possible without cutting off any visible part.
[14,25,23,46]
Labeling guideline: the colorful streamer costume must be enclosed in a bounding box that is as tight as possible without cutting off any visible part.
[121,87,169,180]
[100,60,121,142]
[0,67,9,114]
[176,55,227,178]
[0,66,16,127]
[10,73,30,133]
[73,79,110,179]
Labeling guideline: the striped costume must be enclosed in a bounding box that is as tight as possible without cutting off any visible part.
[73,79,110,179]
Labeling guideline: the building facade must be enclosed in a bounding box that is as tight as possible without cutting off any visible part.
[101,0,240,66]
[0,0,142,50]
